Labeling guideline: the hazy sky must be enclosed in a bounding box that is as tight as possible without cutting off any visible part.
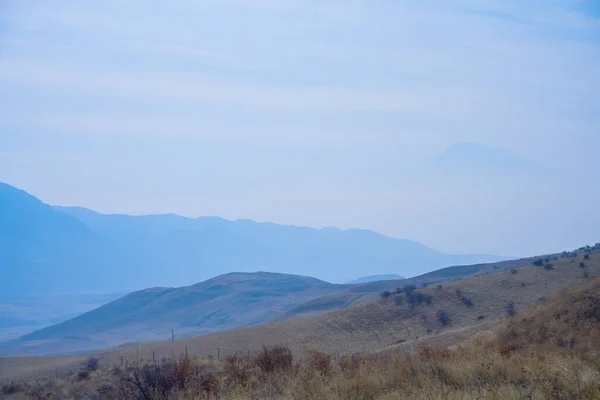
[0,0,599,256]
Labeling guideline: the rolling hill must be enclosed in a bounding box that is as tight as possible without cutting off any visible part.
[2,250,551,357]
[2,250,564,356]
[1,247,598,384]
[0,273,345,356]
[89,249,600,367]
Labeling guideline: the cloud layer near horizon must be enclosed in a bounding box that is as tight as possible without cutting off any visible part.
[1,0,599,256]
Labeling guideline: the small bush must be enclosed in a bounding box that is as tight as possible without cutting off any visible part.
[506,301,517,317]
[422,282,429,288]
[406,291,433,306]
[309,351,332,377]
[1,382,23,395]
[256,346,293,374]
[460,296,474,308]
[511,268,518,274]
[85,357,100,371]
[78,371,90,380]
[455,289,462,297]
[437,310,451,325]
[580,262,587,268]
[380,291,392,299]
[436,285,443,291]
[339,355,360,377]
[583,271,589,279]
[584,254,590,260]
[403,284,417,293]
[477,315,486,320]
[223,355,250,386]
[544,263,554,270]
[394,287,403,294]
[533,259,544,267]
[394,295,404,305]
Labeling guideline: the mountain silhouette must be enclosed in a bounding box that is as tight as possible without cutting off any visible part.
[0,182,507,296]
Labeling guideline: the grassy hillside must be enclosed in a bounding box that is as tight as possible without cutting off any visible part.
[4,249,555,357]
[3,259,600,399]
[1,273,345,356]
[279,251,571,321]
[9,248,578,376]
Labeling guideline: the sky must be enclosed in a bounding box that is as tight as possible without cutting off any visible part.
[0,0,599,257]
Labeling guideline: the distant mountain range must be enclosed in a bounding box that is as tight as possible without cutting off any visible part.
[0,181,507,298]
[347,274,405,284]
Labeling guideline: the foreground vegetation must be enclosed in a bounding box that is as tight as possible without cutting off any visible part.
[4,274,600,400]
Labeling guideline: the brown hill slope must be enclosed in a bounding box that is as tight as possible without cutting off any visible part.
[3,251,553,357]
[1,272,345,356]
[3,259,600,399]
[2,250,597,381]
[278,252,554,321]
[98,251,599,366]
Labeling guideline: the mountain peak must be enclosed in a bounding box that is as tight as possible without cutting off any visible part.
[430,142,541,174]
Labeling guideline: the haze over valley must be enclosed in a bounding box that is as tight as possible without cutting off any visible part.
[0,0,599,399]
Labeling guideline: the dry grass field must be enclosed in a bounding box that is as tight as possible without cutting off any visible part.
[2,267,599,399]
[90,250,600,366]
[1,249,599,399]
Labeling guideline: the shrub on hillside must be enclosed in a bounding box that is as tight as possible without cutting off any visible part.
[477,314,486,320]
[309,351,332,377]
[506,301,517,317]
[455,289,462,297]
[85,357,100,372]
[460,296,474,308]
[403,284,417,293]
[436,284,443,291]
[406,291,433,306]
[256,346,294,374]
[511,268,518,274]
[580,262,587,268]
[223,355,250,386]
[544,263,554,270]
[1,382,23,395]
[380,291,392,299]
[394,295,404,306]
[339,355,361,377]
[437,310,451,325]
[533,259,544,267]
[422,282,429,288]
[116,355,217,398]
[584,254,590,260]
